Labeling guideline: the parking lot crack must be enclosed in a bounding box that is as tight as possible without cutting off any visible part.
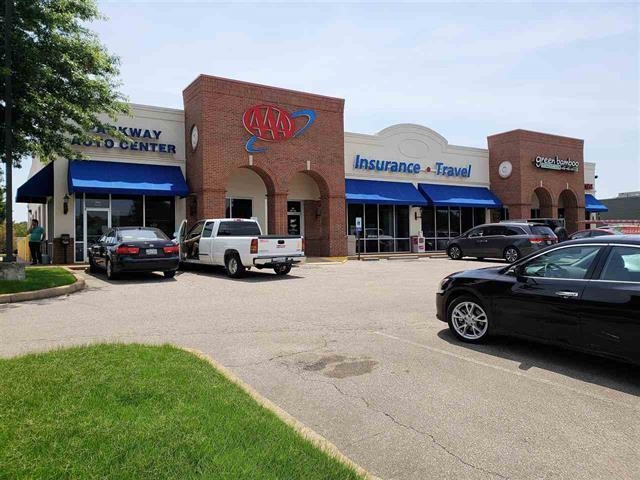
[379,410,509,479]
[283,364,509,479]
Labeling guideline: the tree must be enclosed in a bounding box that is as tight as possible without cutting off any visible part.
[1,0,128,261]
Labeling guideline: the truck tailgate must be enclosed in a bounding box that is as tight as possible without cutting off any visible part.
[257,236,304,256]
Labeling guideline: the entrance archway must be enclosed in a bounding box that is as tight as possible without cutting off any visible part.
[225,167,271,233]
[558,189,579,233]
[286,171,332,256]
[532,187,553,218]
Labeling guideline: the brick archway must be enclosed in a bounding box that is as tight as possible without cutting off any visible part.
[558,189,579,233]
[533,186,554,218]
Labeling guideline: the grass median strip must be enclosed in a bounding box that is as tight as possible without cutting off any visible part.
[0,267,76,294]
[0,344,364,480]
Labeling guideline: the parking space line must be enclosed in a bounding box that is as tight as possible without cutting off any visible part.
[372,331,639,411]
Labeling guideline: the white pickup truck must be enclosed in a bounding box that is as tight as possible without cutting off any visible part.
[176,218,305,277]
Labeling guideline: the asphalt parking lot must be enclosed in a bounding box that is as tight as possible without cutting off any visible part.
[1,258,638,480]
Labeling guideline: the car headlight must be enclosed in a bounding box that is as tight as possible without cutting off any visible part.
[437,276,451,293]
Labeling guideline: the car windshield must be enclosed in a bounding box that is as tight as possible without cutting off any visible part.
[531,225,555,236]
[118,228,168,241]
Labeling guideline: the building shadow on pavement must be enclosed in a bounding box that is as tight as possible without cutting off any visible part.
[437,328,640,397]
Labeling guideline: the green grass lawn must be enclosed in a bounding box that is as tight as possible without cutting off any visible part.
[0,267,76,294]
[0,344,364,480]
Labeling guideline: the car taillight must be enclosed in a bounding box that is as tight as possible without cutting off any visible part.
[115,246,139,255]
[250,238,258,254]
[529,237,546,244]
[163,245,179,254]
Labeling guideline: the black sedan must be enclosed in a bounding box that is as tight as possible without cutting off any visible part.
[88,227,180,280]
[436,236,640,365]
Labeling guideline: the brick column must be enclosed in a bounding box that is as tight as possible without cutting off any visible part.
[268,192,288,235]
[325,194,347,256]
[199,188,226,220]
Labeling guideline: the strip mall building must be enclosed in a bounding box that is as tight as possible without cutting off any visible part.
[18,75,608,263]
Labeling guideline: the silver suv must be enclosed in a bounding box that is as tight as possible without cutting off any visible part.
[447,222,557,263]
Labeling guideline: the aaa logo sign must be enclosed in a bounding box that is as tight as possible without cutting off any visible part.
[242,104,315,153]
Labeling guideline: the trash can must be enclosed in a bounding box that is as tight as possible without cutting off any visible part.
[347,235,357,256]
[411,236,425,253]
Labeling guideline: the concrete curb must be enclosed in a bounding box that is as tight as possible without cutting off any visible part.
[0,268,86,304]
[182,347,382,480]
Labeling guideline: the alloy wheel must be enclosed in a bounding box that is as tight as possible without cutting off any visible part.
[451,301,488,340]
[505,248,519,263]
[449,246,461,259]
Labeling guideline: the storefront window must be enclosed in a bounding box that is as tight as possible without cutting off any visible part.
[74,195,84,262]
[347,203,411,253]
[449,207,461,238]
[435,207,450,249]
[111,195,143,228]
[287,201,302,235]
[474,208,486,227]
[461,207,473,234]
[347,204,364,236]
[226,198,252,219]
[395,205,410,252]
[85,194,109,208]
[364,204,379,253]
[146,196,175,237]
[378,205,394,252]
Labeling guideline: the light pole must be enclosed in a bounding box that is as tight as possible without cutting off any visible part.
[3,0,14,262]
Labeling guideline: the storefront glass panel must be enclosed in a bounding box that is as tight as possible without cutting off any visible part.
[146,196,175,237]
[395,205,410,252]
[226,198,252,219]
[461,207,473,234]
[347,203,411,253]
[435,207,450,250]
[85,195,109,208]
[111,195,143,228]
[378,205,394,252]
[474,208,486,227]
[449,207,461,238]
[364,204,379,253]
[75,195,84,262]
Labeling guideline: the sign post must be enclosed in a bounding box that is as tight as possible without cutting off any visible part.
[355,217,362,261]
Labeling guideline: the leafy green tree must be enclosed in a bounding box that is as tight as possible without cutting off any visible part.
[2,0,128,259]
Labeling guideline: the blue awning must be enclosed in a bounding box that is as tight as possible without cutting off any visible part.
[345,179,428,205]
[585,194,608,212]
[68,160,189,197]
[16,162,54,204]
[418,183,503,208]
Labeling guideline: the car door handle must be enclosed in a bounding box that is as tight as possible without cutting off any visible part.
[555,291,579,298]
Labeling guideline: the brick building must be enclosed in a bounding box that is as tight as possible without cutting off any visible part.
[17,74,608,264]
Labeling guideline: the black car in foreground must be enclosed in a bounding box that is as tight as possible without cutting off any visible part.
[436,236,640,365]
[88,227,179,279]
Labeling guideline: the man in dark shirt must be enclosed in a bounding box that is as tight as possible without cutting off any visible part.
[27,219,45,264]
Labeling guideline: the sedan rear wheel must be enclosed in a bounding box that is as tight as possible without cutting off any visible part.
[448,296,490,343]
[106,259,117,280]
[448,245,463,260]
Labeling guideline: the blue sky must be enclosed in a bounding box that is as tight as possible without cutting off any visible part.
[12,0,639,221]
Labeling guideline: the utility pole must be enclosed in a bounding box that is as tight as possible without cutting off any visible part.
[3,0,14,262]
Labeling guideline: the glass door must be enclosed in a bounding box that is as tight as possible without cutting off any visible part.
[287,201,303,235]
[84,208,110,262]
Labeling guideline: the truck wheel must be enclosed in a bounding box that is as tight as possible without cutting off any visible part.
[225,254,245,278]
[274,264,292,276]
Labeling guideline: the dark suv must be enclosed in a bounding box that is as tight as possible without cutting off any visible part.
[447,222,557,263]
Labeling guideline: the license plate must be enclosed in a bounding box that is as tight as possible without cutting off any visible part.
[146,248,158,255]
[272,257,286,263]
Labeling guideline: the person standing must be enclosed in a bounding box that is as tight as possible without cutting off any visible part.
[27,219,45,264]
